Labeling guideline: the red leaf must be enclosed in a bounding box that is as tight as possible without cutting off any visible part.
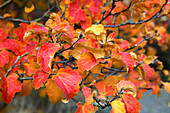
[1,74,22,104]
[118,40,131,52]
[75,102,94,113]
[107,32,117,42]
[52,68,81,99]
[38,43,61,73]
[68,0,86,23]
[77,52,97,72]
[33,70,49,89]
[122,94,141,113]
[28,23,48,33]
[15,23,28,43]
[26,41,37,55]
[85,0,103,18]
[0,50,9,67]
[0,39,20,54]
[0,28,8,42]
[142,64,154,80]
[119,52,136,72]
[82,87,93,104]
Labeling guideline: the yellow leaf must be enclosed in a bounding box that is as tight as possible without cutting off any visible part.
[3,13,11,18]
[161,81,170,94]
[25,4,35,13]
[85,24,106,43]
[143,56,155,65]
[85,24,105,35]
[70,42,105,59]
[111,101,126,113]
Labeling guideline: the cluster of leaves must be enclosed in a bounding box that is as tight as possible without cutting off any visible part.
[0,0,170,112]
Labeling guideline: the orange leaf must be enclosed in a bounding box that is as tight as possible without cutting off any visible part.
[3,13,11,18]
[80,16,92,30]
[75,102,94,113]
[38,43,61,73]
[52,68,81,99]
[77,52,97,72]
[122,94,141,113]
[0,50,9,67]
[111,101,126,113]
[1,74,22,104]
[94,81,115,100]
[46,79,64,103]
[33,70,49,89]
[24,4,35,13]
[161,82,170,93]
[19,80,32,96]
[152,84,160,95]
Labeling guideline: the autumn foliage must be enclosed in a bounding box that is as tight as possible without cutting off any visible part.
[0,0,170,112]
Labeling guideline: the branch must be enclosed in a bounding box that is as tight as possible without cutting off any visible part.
[60,4,67,19]
[124,31,158,52]
[93,87,124,109]
[55,0,66,20]
[110,2,132,16]
[79,71,91,87]
[98,1,116,24]
[33,5,56,22]
[0,0,11,8]
[103,67,127,72]
[104,0,168,28]
[54,33,84,58]
[109,87,124,102]
[4,52,29,77]
[0,16,30,23]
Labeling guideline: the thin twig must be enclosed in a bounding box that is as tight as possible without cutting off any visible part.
[0,16,30,23]
[4,52,29,77]
[98,1,116,24]
[34,5,56,22]
[0,0,11,8]
[55,0,66,20]
[54,33,84,58]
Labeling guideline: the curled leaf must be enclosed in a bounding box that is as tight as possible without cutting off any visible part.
[117,80,136,97]
[25,4,35,13]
